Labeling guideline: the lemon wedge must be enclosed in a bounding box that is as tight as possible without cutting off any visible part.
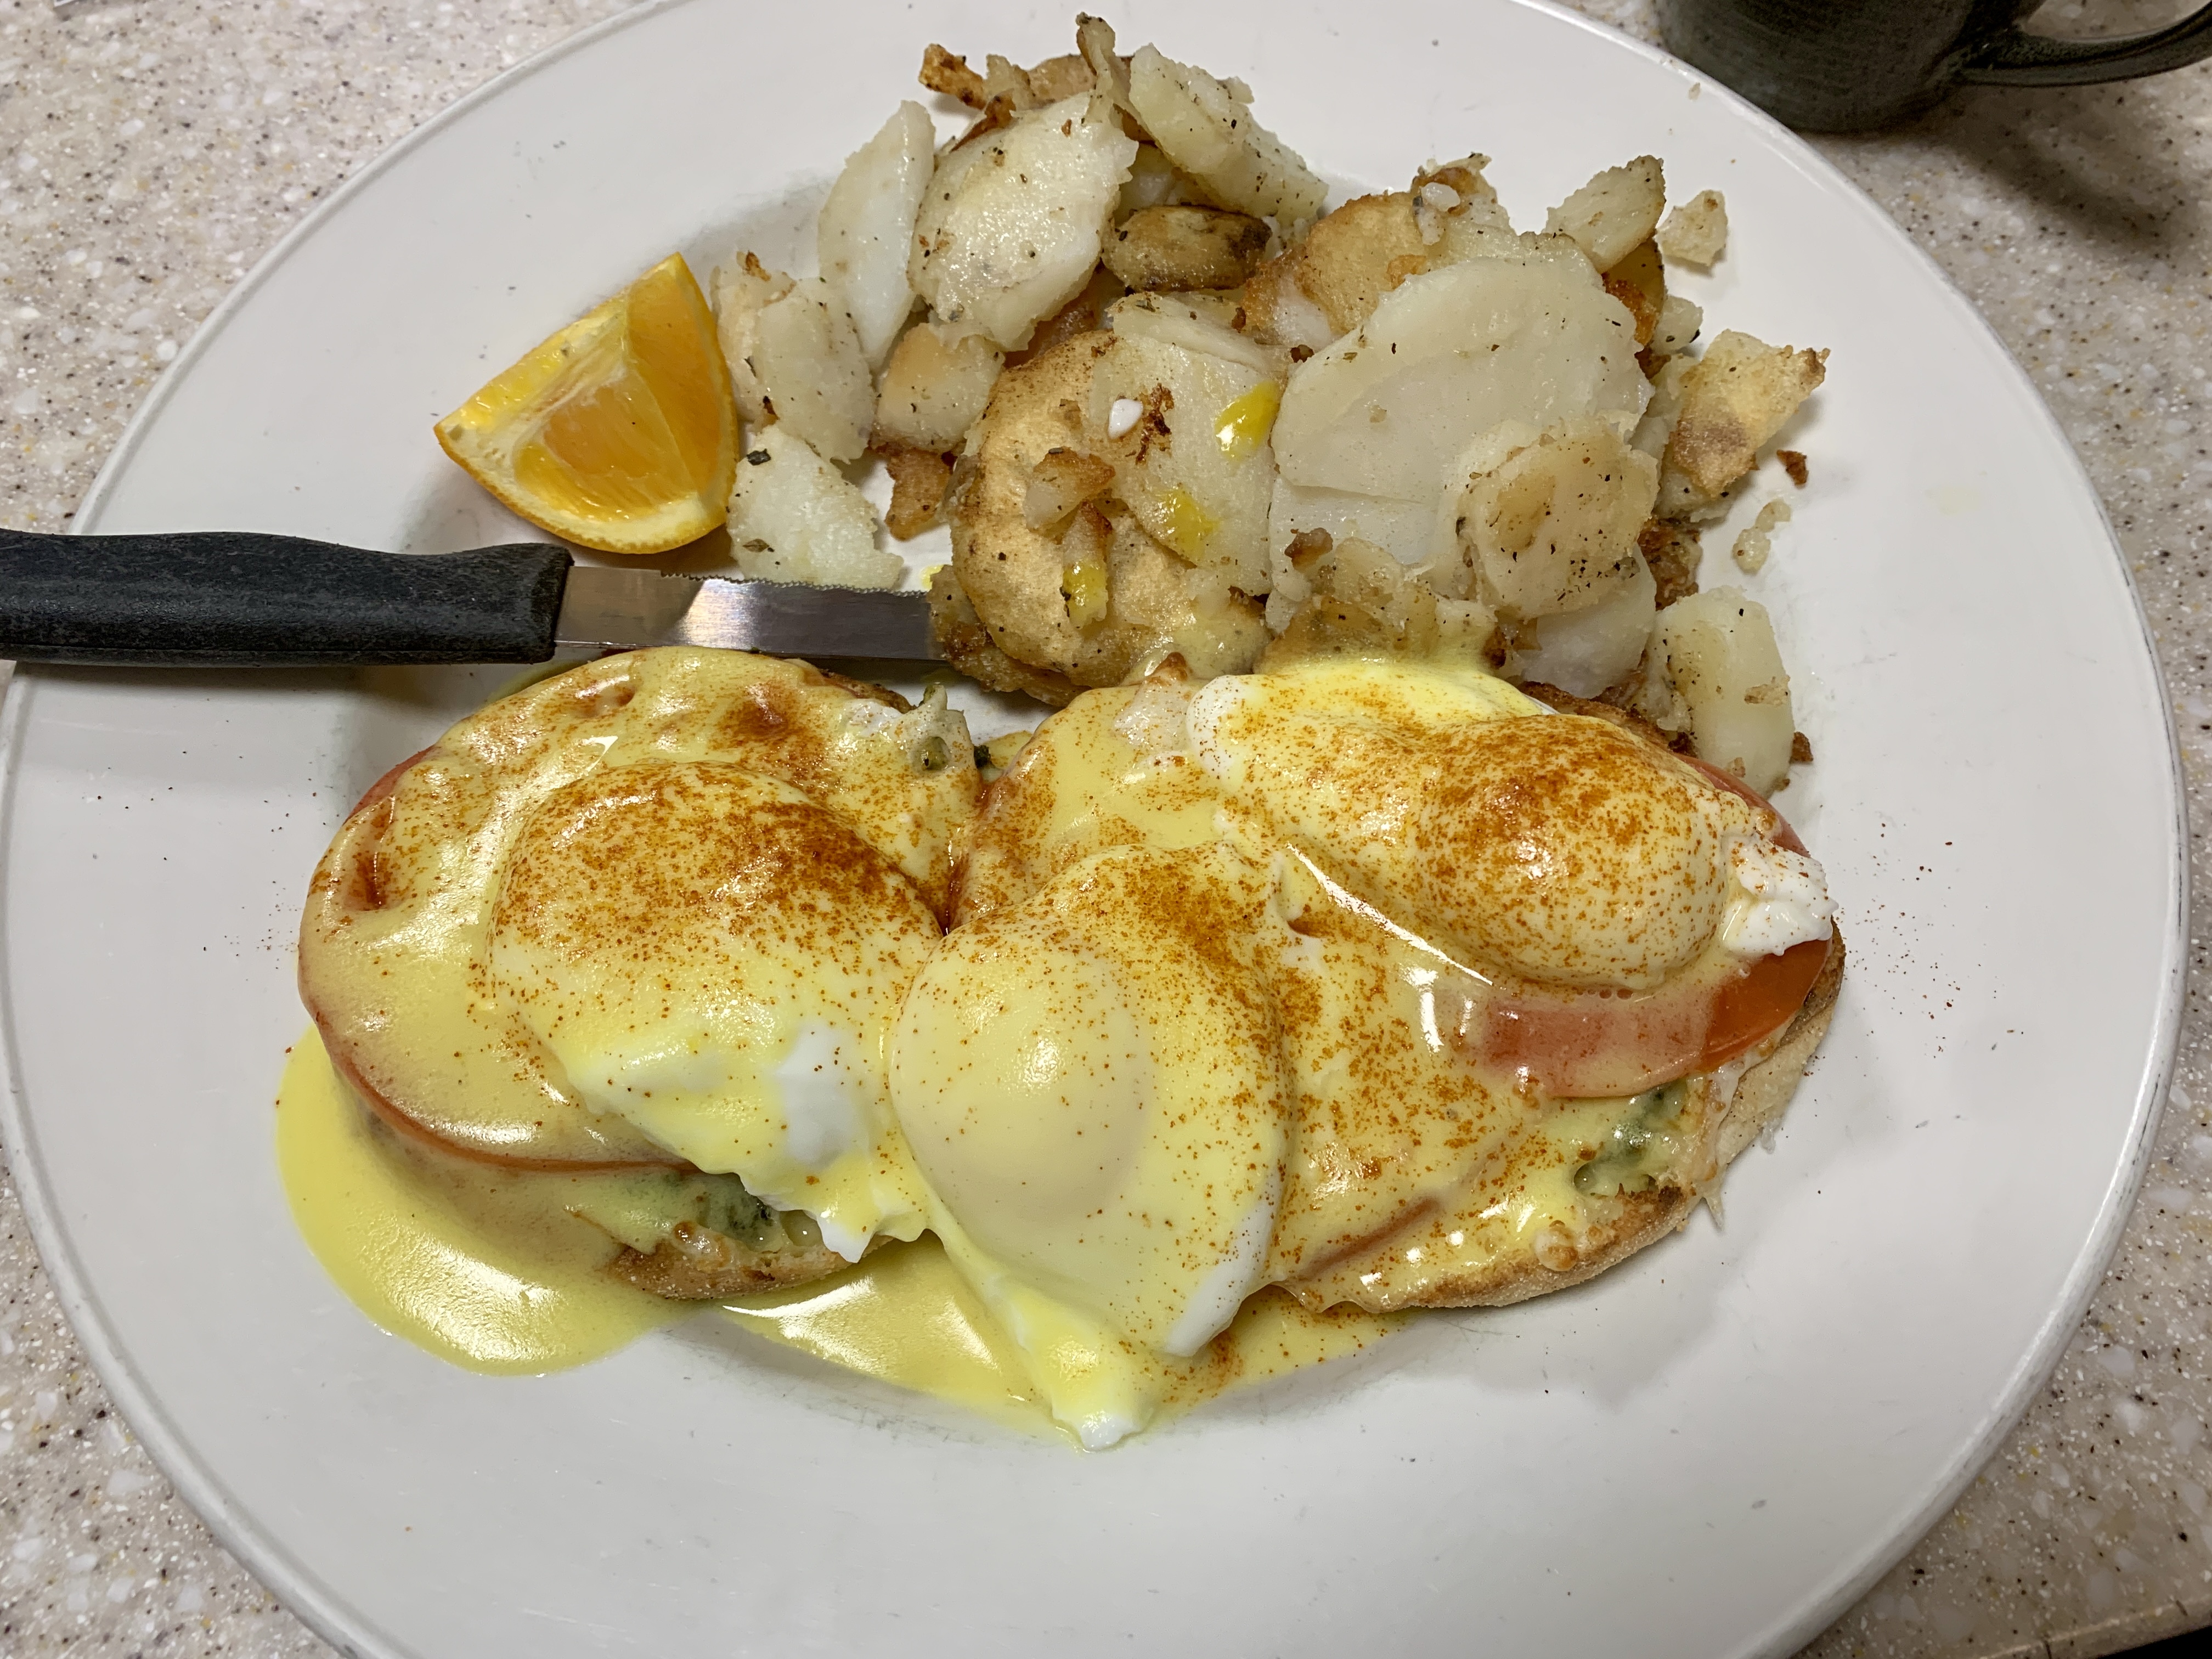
[436,253,738,556]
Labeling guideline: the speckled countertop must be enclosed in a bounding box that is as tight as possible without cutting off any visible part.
[0,0,2207,1654]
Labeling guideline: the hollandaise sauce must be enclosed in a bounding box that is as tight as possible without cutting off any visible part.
[723,1242,1400,1440]
[278,1029,1401,1437]
[276,1033,686,1369]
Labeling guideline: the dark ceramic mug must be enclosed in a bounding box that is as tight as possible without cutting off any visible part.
[1656,0,2212,130]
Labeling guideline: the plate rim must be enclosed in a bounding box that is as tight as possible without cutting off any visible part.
[0,2,2189,1655]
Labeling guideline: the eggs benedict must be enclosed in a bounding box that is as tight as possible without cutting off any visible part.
[296,648,975,1297]
[285,645,1837,1448]
[888,652,1838,1442]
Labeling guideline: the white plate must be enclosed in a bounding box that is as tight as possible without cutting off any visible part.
[0,2,2184,1655]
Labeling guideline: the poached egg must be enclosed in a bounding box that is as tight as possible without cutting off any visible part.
[889,654,1832,1443]
[298,648,975,1273]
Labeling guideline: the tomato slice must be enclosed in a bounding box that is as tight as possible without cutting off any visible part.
[1479,978,1710,1101]
[1683,754,1808,854]
[1478,933,1829,1099]
[352,746,432,816]
[316,742,686,1172]
[313,1015,682,1172]
[1474,761,1827,1097]
[1701,935,1830,1070]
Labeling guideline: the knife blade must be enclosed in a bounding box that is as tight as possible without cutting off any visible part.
[554,565,939,662]
[0,527,944,667]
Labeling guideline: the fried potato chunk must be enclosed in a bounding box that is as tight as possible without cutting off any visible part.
[947,333,1266,686]
[1118,140,1217,218]
[727,425,900,588]
[1104,204,1270,292]
[708,252,873,459]
[709,251,794,429]
[1657,330,1827,518]
[928,565,1083,706]
[1272,245,1649,506]
[1436,416,1660,698]
[1077,12,1135,112]
[1647,585,1795,793]
[1257,532,1496,673]
[1631,349,1694,461]
[881,445,955,540]
[1444,417,1658,620]
[1239,171,1516,349]
[818,101,935,369]
[748,276,874,461]
[933,48,1099,112]
[1257,592,1401,670]
[1602,237,1664,347]
[1086,304,1281,592]
[1264,483,1436,603]
[980,52,1040,109]
[1024,446,1117,529]
[1545,156,1666,273]
[909,93,1138,350]
[1652,292,1703,357]
[1026,52,1097,102]
[949,335,1149,679]
[1105,289,1269,366]
[874,319,1005,452]
[1248,187,1486,349]
[1412,155,1510,236]
[1123,39,1327,223]
[1510,556,1658,699]
[1243,194,1418,346]
[1639,517,1703,608]
[1007,265,1125,366]
[919,43,989,107]
[1657,189,1729,267]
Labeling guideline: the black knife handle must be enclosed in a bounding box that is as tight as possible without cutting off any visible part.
[0,528,573,666]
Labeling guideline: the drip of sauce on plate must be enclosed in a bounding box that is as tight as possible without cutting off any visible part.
[277,1029,1401,1435]
[275,1032,684,1371]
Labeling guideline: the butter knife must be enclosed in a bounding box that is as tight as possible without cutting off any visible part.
[0,529,943,667]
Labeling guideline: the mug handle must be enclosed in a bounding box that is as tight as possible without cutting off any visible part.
[1958,4,2212,88]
